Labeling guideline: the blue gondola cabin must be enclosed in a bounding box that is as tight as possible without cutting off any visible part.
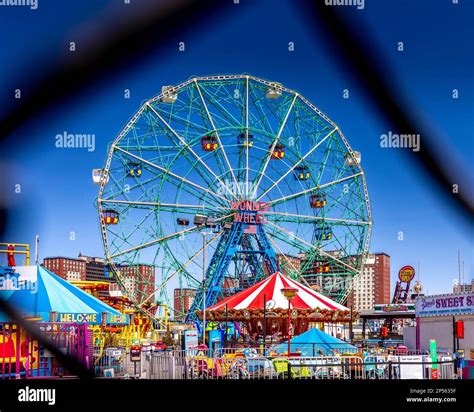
[310,193,326,208]
[294,165,310,180]
[270,144,285,159]
[103,210,119,225]
[126,162,142,177]
[237,133,254,147]
[201,136,218,152]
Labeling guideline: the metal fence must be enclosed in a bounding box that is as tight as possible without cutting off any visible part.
[0,321,89,379]
[144,349,457,380]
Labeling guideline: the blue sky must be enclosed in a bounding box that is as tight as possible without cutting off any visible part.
[0,0,472,295]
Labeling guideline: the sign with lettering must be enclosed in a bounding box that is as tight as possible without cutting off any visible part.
[416,293,474,317]
[398,265,415,283]
[374,303,415,313]
[59,313,98,323]
[232,201,270,224]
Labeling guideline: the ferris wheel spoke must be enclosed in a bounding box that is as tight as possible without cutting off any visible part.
[245,76,250,198]
[98,199,226,214]
[256,127,338,201]
[113,145,229,206]
[266,236,311,287]
[265,211,370,226]
[138,232,221,307]
[109,226,201,259]
[146,103,239,201]
[268,172,363,207]
[251,94,298,200]
[194,79,243,199]
[266,220,359,273]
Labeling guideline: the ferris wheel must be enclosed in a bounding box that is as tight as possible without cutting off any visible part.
[95,75,371,321]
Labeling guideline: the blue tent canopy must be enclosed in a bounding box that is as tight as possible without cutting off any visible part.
[272,328,357,356]
[0,265,128,325]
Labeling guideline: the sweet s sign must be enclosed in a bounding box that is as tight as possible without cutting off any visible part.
[416,293,474,317]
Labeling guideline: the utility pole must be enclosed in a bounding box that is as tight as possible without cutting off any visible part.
[458,250,461,288]
[35,235,40,264]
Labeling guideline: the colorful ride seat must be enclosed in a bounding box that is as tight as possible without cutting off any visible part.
[310,193,326,208]
[237,133,254,147]
[103,209,119,225]
[270,144,285,159]
[201,136,218,152]
[294,165,310,180]
[126,162,142,178]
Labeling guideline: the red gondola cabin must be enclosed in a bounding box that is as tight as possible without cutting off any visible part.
[270,144,285,159]
[201,136,218,152]
[310,193,326,208]
[103,210,119,225]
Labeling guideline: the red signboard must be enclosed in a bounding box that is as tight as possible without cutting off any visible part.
[455,320,464,339]
[398,265,415,283]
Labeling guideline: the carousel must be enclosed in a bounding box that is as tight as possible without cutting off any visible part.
[196,272,355,343]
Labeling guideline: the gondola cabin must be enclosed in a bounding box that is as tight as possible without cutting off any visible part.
[126,162,142,178]
[161,85,178,103]
[201,136,218,152]
[92,168,109,185]
[237,133,254,147]
[310,193,326,208]
[177,218,190,226]
[294,165,310,180]
[316,265,330,273]
[344,151,361,167]
[270,144,285,159]
[315,228,332,241]
[266,83,282,99]
[103,209,119,225]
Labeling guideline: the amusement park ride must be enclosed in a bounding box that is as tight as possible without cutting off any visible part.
[94,75,372,324]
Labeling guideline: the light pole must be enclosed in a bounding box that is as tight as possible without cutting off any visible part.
[281,287,298,357]
[201,231,212,346]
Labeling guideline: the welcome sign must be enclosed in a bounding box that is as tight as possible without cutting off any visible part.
[416,293,474,317]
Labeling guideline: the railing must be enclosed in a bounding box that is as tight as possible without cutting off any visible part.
[144,349,457,380]
[0,321,89,379]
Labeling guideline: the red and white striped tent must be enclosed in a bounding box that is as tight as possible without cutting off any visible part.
[207,271,348,312]
[198,272,352,337]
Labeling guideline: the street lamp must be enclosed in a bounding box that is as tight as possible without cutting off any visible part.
[281,287,298,357]
[201,231,213,346]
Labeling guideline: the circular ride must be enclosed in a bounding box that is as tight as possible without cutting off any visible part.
[96,75,372,321]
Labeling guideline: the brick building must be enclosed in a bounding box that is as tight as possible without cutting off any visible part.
[42,257,86,282]
[173,288,197,321]
[118,264,155,303]
[347,252,391,311]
